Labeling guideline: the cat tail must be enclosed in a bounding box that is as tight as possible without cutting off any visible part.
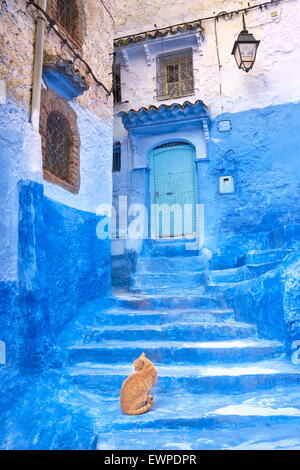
[126,400,154,415]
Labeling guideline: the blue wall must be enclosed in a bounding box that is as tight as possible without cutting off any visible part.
[43,195,111,333]
[1,180,111,369]
[222,249,300,352]
[199,101,300,267]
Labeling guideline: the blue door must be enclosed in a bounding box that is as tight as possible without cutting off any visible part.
[150,142,197,238]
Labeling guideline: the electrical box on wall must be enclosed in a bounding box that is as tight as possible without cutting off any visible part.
[219,175,235,194]
[218,120,232,132]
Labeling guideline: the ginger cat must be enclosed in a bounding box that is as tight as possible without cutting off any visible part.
[120,352,157,415]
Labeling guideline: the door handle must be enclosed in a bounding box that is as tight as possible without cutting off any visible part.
[155,192,159,197]
[166,192,173,195]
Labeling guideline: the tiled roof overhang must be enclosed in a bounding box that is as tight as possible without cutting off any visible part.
[114,20,204,48]
[118,100,209,131]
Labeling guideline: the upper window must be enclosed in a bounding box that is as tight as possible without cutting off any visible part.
[56,0,77,38]
[40,89,81,193]
[113,142,121,172]
[156,49,194,101]
[51,0,85,48]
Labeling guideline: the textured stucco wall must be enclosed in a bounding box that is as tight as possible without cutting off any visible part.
[204,101,300,246]
[0,0,114,281]
[1,0,114,119]
[3,180,111,368]
[115,0,300,116]
[223,249,300,350]
[0,1,115,366]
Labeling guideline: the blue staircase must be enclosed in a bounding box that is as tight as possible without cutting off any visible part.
[59,234,300,450]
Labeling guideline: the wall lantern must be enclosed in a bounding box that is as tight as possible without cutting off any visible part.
[231,14,260,72]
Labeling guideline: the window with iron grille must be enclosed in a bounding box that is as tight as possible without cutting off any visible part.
[57,0,77,38]
[51,0,85,48]
[40,88,80,193]
[156,49,194,100]
[45,111,72,183]
[113,142,121,172]
[113,64,122,104]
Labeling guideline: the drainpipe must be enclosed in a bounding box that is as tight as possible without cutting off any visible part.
[31,0,47,131]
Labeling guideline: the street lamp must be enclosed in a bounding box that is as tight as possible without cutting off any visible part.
[231,14,260,72]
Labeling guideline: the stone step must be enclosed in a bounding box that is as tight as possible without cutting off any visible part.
[136,256,208,274]
[97,421,300,450]
[207,260,283,285]
[246,260,283,276]
[93,386,300,435]
[68,359,300,396]
[94,308,235,326]
[143,242,200,258]
[84,321,257,343]
[113,293,222,310]
[66,338,283,365]
[131,272,205,290]
[208,267,246,284]
[246,248,288,265]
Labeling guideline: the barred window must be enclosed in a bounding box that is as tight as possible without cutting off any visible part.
[113,142,121,172]
[40,89,80,193]
[57,0,77,38]
[156,49,194,100]
[45,111,72,183]
[51,0,85,48]
[113,64,122,104]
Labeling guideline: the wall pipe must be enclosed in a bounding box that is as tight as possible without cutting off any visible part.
[31,0,47,131]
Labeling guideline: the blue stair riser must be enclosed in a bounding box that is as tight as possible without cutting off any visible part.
[84,324,257,342]
[246,249,287,265]
[147,245,200,258]
[246,260,282,277]
[103,415,300,433]
[130,287,207,294]
[67,344,283,365]
[207,260,282,285]
[114,295,221,310]
[131,272,205,290]
[94,310,235,326]
[71,371,300,396]
[136,257,208,273]
[207,267,246,284]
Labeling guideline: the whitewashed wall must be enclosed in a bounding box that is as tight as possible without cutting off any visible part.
[115,0,300,116]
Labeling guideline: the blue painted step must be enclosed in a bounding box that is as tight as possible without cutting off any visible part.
[68,359,300,396]
[96,387,300,433]
[113,293,222,310]
[84,321,257,343]
[131,272,205,290]
[207,267,247,284]
[246,248,288,265]
[142,240,200,258]
[94,386,300,450]
[57,383,300,450]
[66,338,283,365]
[136,256,208,273]
[97,421,300,450]
[207,260,283,285]
[93,308,235,326]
